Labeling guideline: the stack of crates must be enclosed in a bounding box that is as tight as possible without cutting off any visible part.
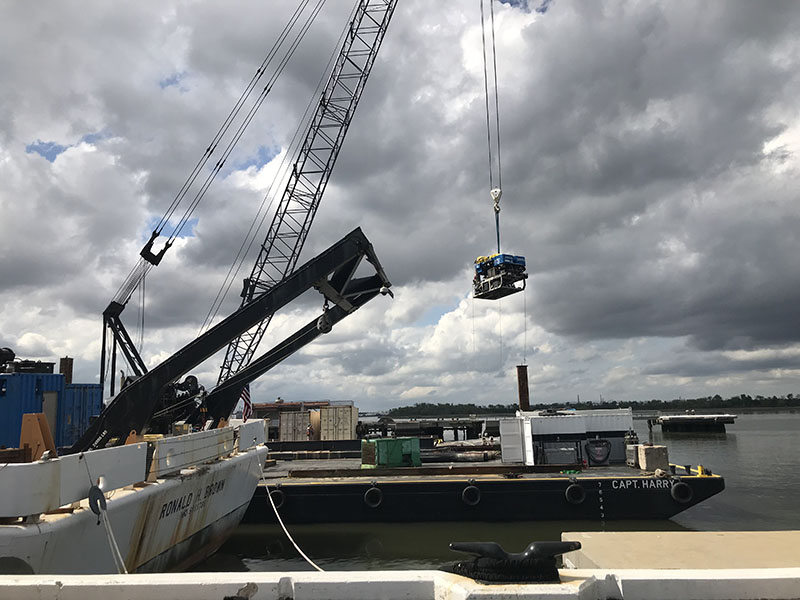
[361,437,421,468]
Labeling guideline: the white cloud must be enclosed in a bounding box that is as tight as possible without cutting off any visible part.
[2,1,800,411]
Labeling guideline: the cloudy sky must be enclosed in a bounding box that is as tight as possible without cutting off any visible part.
[2,0,800,410]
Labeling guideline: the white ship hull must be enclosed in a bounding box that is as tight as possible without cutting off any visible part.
[0,421,268,574]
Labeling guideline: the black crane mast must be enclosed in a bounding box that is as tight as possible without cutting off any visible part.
[218,0,398,386]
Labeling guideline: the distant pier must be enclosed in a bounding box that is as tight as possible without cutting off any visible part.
[648,413,737,433]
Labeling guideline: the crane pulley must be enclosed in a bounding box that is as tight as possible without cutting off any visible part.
[473,0,527,301]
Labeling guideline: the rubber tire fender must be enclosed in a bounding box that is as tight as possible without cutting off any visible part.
[364,486,383,508]
[670,481,694,504]
[565,483,586,505]
[269,488,286,510]
[461,485,481,506]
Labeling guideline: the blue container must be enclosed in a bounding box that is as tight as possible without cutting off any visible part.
[0,372,65,447]
[57,384,103,447]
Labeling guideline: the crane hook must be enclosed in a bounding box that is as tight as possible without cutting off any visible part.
[491,188,502,213]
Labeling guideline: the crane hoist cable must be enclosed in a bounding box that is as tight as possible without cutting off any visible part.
[167,0,329,244]
[216,0,399,385]
[480,0,503,254]
[101,1,331,393]
[155,0,318,236]
[199,2,360,335]
[472,1,527,302]
[150,0,328,247]
[111,0,328,309]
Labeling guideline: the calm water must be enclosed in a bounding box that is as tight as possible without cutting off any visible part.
[194,411,800,572]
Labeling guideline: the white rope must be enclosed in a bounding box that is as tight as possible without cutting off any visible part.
[81,453,128,574]
[256,456,324,572]
[101,509,128,574]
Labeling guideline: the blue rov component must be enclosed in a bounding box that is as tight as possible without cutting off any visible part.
[488,254,526,268]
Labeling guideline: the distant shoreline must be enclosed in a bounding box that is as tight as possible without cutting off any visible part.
[631,406,798,415]
[385,400,800,418]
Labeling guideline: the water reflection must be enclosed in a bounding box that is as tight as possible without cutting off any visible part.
[195,519,691,572]
[194,412,800,572]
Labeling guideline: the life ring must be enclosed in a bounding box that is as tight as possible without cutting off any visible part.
[565,483,586,505]
[670,481,693,504]
[461,485,481,506]
[364,486,383,508]
[269,488,286,510]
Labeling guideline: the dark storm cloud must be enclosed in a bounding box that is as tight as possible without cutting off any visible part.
[493,1,800,353]
[2,0,800,405]
[644,350,800,378]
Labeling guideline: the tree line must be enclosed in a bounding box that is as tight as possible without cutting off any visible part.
[386,394,800,417]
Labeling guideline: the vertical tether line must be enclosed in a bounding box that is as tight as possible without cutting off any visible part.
[471,294,476,358]
[498,298,504,371]
[523,286,527,364]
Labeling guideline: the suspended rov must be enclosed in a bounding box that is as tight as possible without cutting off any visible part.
[473,189,527,300]
[473,253,527,300]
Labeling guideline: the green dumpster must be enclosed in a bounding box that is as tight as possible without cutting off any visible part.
[361,437,421,468]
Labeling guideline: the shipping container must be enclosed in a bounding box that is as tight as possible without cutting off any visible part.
[319,405,358,441]
[57,383,103,447]
[0,372,65,447]
[279,411,311,441]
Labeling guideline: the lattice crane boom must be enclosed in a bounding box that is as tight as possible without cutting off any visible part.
[218,0,398,384]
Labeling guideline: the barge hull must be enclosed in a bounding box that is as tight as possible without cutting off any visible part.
[244,472,725,524]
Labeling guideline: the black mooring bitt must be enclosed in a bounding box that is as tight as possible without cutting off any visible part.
[439,540,582,584]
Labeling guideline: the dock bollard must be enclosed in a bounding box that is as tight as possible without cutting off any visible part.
[439,540,581,583]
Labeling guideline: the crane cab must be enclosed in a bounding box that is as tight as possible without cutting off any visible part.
[473,253,527,300]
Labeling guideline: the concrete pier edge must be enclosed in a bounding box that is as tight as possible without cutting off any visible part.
[2,568,800,600]
[561,530,800,570]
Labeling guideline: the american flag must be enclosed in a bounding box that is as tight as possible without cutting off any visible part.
[241,384,252,422]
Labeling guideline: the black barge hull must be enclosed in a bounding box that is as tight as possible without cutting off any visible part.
[243,472,725,524]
